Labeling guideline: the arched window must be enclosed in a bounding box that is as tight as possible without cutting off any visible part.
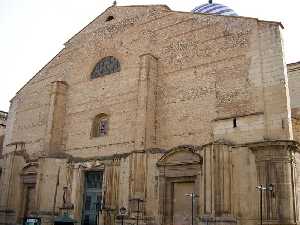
[91,56,121,79]
[92,114,109,137]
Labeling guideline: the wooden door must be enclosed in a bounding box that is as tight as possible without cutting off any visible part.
[172,182,195,225]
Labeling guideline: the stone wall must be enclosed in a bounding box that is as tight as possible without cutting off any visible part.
[288,62,300,112]
[288,62,300,142]
[0,4,297,225]
[293,118,300,142]
[3,6,291,159]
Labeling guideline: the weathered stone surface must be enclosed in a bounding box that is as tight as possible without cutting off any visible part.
[288,61,300,142]
[0,4,299,225]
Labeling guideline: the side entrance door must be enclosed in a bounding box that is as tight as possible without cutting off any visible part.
[82,171,103,225]
[172,182,195,225]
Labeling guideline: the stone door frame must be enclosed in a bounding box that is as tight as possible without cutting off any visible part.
[81,170,104,225]
[157,146,202,225]
[19,163,38,223]
[72,162,105,225]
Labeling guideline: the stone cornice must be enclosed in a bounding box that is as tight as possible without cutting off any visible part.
[242,140,300,152]
[67,148,167,163]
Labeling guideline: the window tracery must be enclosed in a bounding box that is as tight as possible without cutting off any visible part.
[91,56,120,79]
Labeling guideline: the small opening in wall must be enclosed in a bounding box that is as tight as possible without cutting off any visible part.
[233,118,237,128]
[106,16,114,21]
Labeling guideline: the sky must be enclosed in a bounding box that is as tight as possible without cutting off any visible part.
[0,0,299,112]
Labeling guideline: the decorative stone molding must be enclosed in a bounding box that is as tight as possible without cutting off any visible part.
[157,145,203,167]
[72,160,105,170]
[157,145,203,225]
[199,215,237,225]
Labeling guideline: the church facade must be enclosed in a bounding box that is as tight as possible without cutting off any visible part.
[0,3,300,225]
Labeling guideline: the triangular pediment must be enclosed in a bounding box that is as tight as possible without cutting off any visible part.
[13,5,171,97]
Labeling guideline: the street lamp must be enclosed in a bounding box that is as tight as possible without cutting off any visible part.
[185,193,198,225]
[119,207,127,225]
[256,184,273,225]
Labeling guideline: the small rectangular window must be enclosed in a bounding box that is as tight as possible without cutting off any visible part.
[233,118,237,128]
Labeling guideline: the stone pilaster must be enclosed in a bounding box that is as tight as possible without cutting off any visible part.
[134,54,158,151]
[104,159,120,209]
[36,158,69,225]
[258,23,293,140]
[130,53,158,222]
[44,81,68,156]
[199,143,237,225]
[0,153,25,225]
[129,152,147,200]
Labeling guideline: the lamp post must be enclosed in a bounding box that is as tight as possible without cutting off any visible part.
[185,193,198,225]
[256,184,273,225]
[119,207,127,225]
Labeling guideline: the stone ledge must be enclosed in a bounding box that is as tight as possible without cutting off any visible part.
[70,148,166,163]
[242,140,300,150]
[37,211,59,216]
[213,111,264,121]
[199,215,237,224]
[0,209,15,214]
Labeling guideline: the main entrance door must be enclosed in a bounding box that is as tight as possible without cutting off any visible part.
[82,171,103,225]
[172,182,195,225]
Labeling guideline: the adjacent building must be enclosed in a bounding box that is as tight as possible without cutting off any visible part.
[0,111,7,183]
